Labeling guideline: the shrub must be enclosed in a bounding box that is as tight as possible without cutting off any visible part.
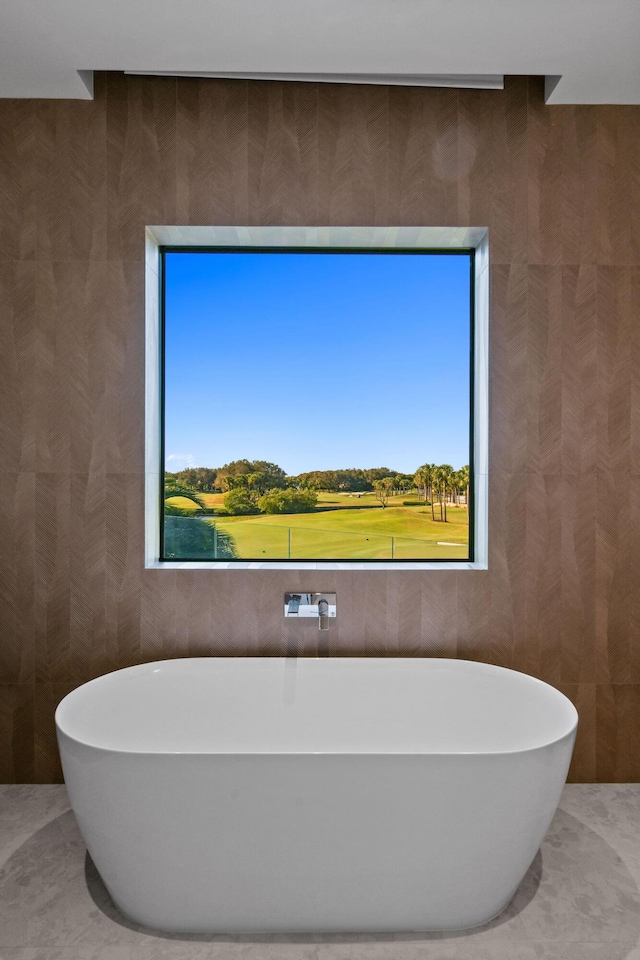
[258,488,318,515]
[223,489,260,515]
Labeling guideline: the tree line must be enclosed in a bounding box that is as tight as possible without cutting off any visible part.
[166,461,404,495]
[165,458,470,520]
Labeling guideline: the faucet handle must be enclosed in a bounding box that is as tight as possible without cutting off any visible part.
[286,596,300,616]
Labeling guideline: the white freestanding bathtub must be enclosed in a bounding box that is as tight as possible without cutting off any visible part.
[56,657,577,933]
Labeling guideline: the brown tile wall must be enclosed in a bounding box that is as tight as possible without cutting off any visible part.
[1,74,639,782]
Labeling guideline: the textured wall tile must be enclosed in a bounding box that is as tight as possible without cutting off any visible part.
[68,474,107,684]
[173,569,219,657]
[523,474,596,685]
[176,77,249,224]
[489,264,528,473]
[492,77,529,266]
[631,269,640,475]
[421,87,460,225]
[458,471,525,671]
[139,566,178,664]
[34,682,75,783]
[0,99,36,260]
[0,685,34,782]
[532,264,598,474]
[0,261,36,472]
[393,570,458,660]
[459,78,529,266]
[527,266,562,473]
[558,683,596,782]
[317,82,389,225]
[359,572,399,657]
[0,473,35,684]
[560,105,599,265]
[414,571,458,659]
[455,89,492,231]
[559,475,597,683]
[106,73,177,261]
[387,86,427,227]
[504,264,600,476]
[560,264,598,473]
[34,473,71,685]
[629,477,640,685]
[633,117,640,267]
[597,266,634,475]
[595,471,640,685]
[596,684,640,782]
[456,567,492,663]
[35,73,107,261]
[35,262,107,473]
[105,474,143,670]
[491,471,527,672]
[527,89,563,266]
[251,570,308,656]
[105,262,145,473]
[247,80,319,226]
[598,107,640,265]
[524,472,564,684]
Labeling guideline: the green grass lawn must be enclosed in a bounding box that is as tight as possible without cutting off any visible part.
[220,497,466,560]
[166,491,469,560]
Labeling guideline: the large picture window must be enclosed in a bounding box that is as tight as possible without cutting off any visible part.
[160,246,475,563]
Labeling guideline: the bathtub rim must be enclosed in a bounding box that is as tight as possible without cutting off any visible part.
[55,656,579,759]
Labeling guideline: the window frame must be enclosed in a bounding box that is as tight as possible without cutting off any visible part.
[145,226,488,571]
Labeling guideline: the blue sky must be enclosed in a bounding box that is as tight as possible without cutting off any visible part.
[164,251,471,476]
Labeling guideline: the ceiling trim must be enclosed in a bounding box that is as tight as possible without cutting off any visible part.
[125,71,505,89]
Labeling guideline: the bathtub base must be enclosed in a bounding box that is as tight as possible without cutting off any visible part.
[103,863,522,934]
[114,897,513,937]
[62,747,567,934]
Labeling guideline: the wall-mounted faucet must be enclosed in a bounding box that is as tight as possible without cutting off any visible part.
[284,593,336,631]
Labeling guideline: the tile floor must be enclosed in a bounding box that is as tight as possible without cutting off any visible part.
[1,785,640,959]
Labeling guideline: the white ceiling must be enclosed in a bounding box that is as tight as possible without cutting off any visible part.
[1,0,639,103]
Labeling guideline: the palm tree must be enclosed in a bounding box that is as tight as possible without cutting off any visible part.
[415,463,437,520]
[425,463,437,520]
[413,467,428,502]
[450,469,459,506]
[457,465,470,523]
[421,463,437,522]
[431,466,442,521]
[433,464,453,522]
[164,481,208,515]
